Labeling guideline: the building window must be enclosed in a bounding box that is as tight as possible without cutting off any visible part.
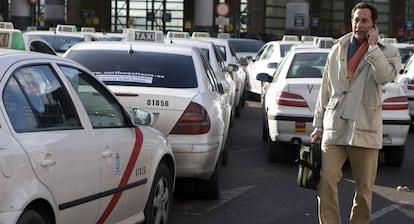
[111,0,184,32]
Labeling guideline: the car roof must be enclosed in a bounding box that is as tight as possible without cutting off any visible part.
[66,41,196,55]
[0,49,74,73]
[168,38,213,48]
[24,30,96,38]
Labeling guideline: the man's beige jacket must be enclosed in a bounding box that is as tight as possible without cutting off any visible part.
[313,33,401,149]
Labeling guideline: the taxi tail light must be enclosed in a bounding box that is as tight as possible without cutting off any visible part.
[382,96,408,110]
[408,79,414,90]
[276,91,308,107]
[170,102,211,134]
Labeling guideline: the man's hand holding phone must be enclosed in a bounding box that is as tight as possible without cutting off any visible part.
[367,24,378,46]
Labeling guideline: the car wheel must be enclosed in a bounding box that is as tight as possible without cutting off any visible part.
[17,210,47,224]
[197,155,222,200]
[383,146,405,167]
[229,106,236,128]
[240,88,246,108]
[235,102,241,118]
[144,163,173,224]
[262,106,269,142]
[222,138,229,166]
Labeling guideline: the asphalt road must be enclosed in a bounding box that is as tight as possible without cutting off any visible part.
[170,99,414,224]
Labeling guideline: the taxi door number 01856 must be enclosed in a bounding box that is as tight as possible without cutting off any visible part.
[147,99,169,107]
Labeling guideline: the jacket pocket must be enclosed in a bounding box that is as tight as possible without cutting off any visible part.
[323,97,341,130]
[356,103,381,133]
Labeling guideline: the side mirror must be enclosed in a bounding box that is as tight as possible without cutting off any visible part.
[227,63,239,72]
[217,83,226,95]
[256,73,273,82]
[131,108,154,126]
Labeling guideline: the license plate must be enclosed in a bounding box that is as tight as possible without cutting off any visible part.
[383,135,392,144]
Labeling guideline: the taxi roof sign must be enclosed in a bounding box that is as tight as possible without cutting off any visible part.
[124,29,164,43]
[282,35,299,41]
[192,32,211,38]
[191,32,211,38]
[56,24,78,32]
[0,22,14,29]
[0,29,25,50]
[166,31,190,39]
[81,27,96,33]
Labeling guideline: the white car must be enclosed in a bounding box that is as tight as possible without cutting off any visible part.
[197,37,248,117]
[64,39,227,199]
[0,49,175,224]
[168,38,236,138]
[0,28,57,55]
[258,46,409,167]
[227,38,265,66]
[392,42,414,69]
[247,40,300,96]
[23,30,98,54]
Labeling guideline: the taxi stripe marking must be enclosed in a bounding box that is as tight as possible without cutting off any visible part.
[96,126,144,224]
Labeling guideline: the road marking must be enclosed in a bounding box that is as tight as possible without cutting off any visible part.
[175,185,255,215]
[371,203,406,220]
[230,147,261,154]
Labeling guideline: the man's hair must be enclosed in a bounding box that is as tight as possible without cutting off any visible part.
[351,2,378,22]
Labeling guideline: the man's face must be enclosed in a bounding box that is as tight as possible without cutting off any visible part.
[351,8,374,42]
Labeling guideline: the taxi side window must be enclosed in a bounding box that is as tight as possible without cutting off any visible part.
[3,65,81,132]
[200,52,220,93]
[59,65,129,128]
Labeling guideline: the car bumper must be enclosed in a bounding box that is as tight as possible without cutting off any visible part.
[169,136,222,180]
[382,120,410,146]
[268,115,410,147]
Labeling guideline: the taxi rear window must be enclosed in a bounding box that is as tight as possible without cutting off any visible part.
[67,50,197,88]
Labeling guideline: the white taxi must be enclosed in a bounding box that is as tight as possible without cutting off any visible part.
[23,27,98,55]
[167,38,237,164]
[195,37,248,117]
[246,40,300,96]
[0,49,176,223]
[258,46,410,166]
[64,31,227,199]
[0,28,56,55]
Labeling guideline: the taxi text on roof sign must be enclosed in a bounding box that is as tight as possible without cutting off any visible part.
[0,32,10,47]
[166,31,190,39]
[135,31,155,41]
[0,22,14,29]
[0,29,25,50]
[56,24,78,32]
[124,29,164,43]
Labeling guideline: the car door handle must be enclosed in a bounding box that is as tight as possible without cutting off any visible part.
[40,159,56,167]
[102,150,113,158]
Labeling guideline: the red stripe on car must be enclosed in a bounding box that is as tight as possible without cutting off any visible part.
[96,126,144,224]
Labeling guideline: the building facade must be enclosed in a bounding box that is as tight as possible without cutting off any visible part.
[1,0,413,41]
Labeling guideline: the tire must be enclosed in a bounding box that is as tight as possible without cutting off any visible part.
[197,155,222,200]
[262,104,269,142]
[17,210,46,224]
[229,106,236,129]
[262,113,269,142]
[235,102,241,118]
[383,146,405,167]
[222,138,229,166]
[144,163,174,224]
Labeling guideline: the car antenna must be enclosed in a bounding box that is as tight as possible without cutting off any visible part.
[128,44,134,55]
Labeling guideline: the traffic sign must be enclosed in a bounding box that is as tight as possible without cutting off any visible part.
[216,3,230,17]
